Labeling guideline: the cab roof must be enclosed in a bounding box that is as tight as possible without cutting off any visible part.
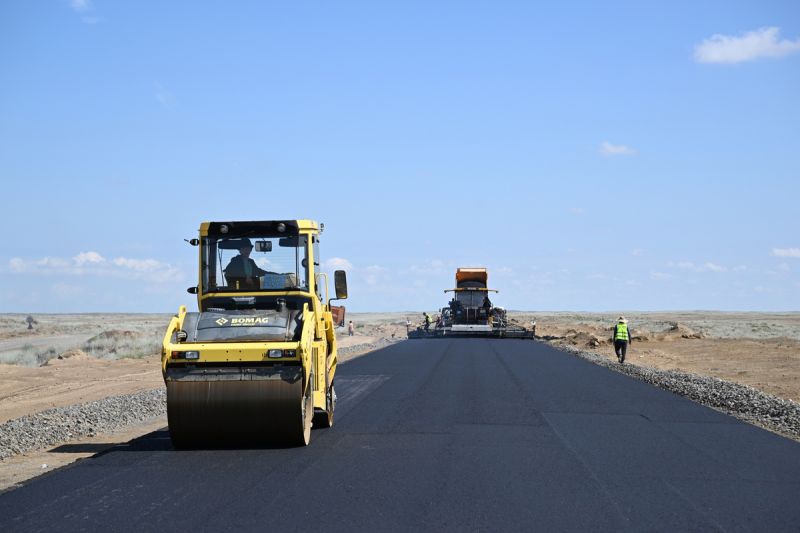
[199,220,321,236]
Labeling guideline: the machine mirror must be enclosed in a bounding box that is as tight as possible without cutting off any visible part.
[334,270,348,299]
[255,240,272,252]
[187,286,198,294]
[188,238,199,246]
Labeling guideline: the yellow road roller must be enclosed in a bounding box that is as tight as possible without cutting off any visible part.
[161,220,348,447]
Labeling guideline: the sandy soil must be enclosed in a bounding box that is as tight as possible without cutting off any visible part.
[1,311,798,492]
[0,355,164,425]
[518,312,800,403]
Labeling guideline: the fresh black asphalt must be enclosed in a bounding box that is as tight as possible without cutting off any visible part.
[2,339,799,531]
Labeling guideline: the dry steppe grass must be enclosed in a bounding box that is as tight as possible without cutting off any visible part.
[0,314,168,367]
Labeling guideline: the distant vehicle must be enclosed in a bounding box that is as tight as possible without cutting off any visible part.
[408,268,534,339]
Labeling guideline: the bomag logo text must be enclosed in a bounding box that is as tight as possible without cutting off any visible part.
[230,317,269,326]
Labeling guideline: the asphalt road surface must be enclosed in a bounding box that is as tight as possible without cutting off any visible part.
[2,339,800,531]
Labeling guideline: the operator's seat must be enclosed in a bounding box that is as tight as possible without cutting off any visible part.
[224,275,260,290]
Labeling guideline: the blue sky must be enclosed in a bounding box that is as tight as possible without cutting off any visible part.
[1,1,799,313]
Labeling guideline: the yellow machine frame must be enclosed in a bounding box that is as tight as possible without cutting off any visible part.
[161,220,343,444]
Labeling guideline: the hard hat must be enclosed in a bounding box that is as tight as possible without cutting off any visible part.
[618,316,627,323]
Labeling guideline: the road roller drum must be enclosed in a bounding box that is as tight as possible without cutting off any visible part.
[166,366,312,446]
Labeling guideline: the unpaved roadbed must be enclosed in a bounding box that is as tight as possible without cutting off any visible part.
[0,389,166,461]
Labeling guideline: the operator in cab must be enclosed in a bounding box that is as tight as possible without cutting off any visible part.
[224,239,267,289]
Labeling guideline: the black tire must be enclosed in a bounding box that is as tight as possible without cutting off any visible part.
[297,380,313,446]
[313,381,335,429]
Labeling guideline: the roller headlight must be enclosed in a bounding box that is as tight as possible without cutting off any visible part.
[171,350,200,360]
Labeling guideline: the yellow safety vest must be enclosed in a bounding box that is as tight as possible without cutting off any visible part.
[615,322,629,341]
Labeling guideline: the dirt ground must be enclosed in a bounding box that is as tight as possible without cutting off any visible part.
[515,312,800,404]
[1,311,798,492]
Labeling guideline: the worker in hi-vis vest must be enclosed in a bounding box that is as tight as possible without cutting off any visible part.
[612,316,632,363]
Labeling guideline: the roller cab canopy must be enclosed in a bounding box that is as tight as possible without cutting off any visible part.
[196,220,321,306]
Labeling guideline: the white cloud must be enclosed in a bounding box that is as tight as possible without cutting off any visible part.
[673,261,696,270]
[67,1,101,25]
[569,207,585,215]
[599,141,635,156]
[777,262,791,272]
[112,257,163,272]
[324,257,353,270]
[9,258,25,273]
[6,252,182,283]
[69,0,91,12]
[74,251,105,266]
[702,262,727,272]
[670,260,727,273]
[631,248,643,257]
[254,258,273,270]
[9,256,71,272]
[650,271,673,280]
[694,27,800,64]
[363,265,389,286]
[772,247,800,258]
